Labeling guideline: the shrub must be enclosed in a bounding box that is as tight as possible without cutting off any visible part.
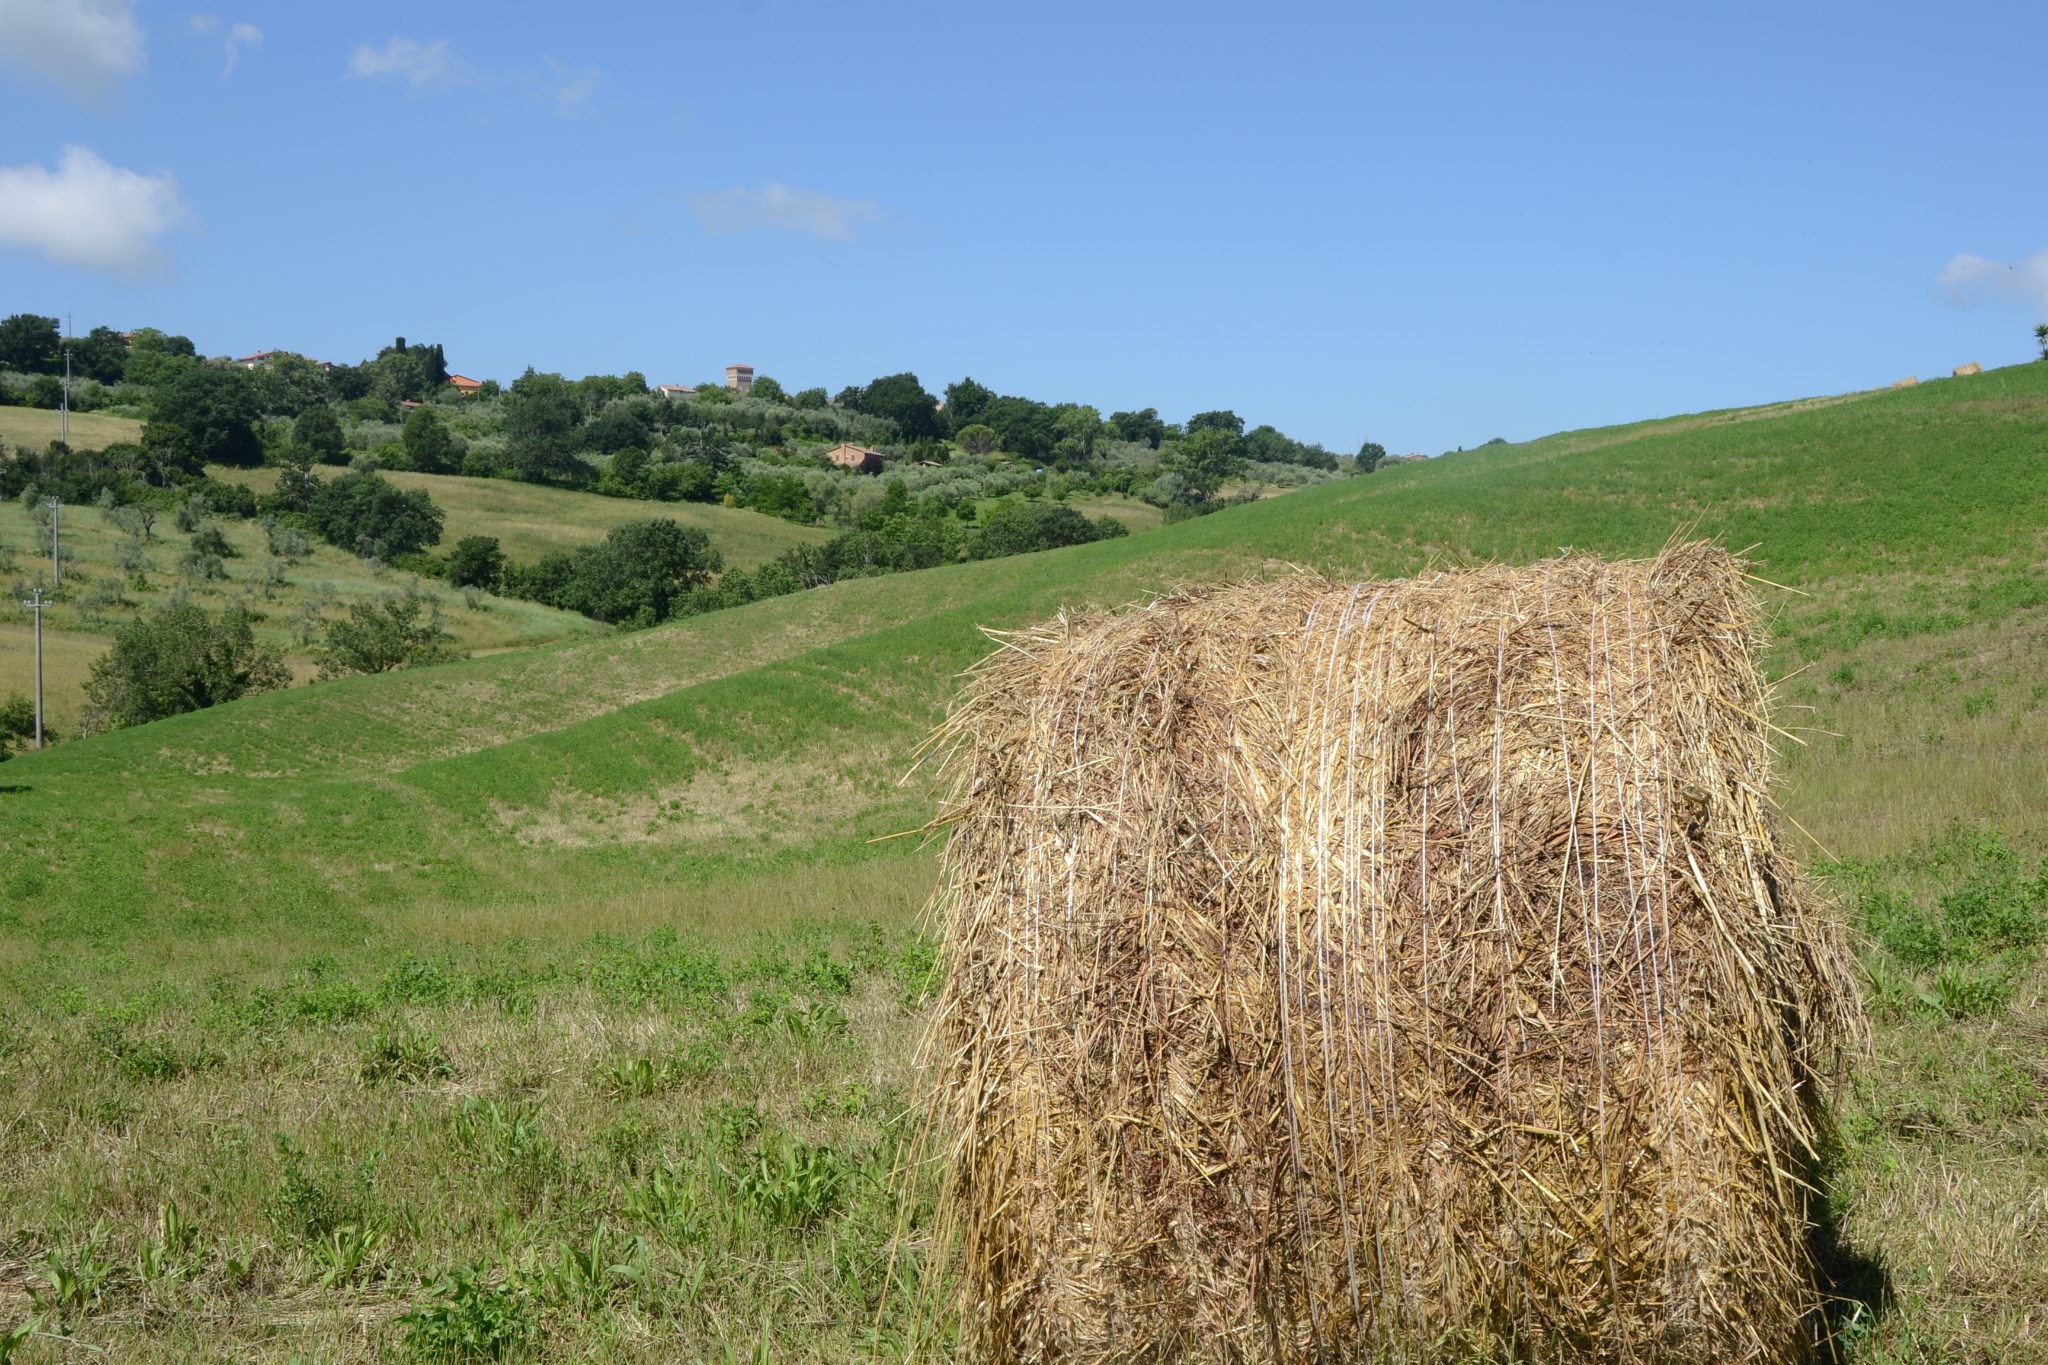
[445,536,505,590]
[971,501,1125,559]
[188,525,237,560]
[0,693,35,758]
[316,586,464,678]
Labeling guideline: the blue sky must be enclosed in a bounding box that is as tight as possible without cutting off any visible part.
[2,1,2044,455]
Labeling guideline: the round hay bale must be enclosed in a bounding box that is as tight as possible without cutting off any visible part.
[920,544,1860,1365]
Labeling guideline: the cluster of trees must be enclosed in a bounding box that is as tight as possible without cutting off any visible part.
[2,312,1389,530]
[79,585,464,733]
[4,311,1407,723]
[471,483,1127,632]
[502,520,723,628]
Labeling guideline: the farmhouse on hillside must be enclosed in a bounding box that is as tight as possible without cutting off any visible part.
[655,383,696,400]
[446,374,483,396]
[825,442,885,474]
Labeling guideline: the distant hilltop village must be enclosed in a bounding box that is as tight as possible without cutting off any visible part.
[234,349,763,403]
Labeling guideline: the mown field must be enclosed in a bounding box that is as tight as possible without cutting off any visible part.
[2,365,2045,1360]
[0,408,143,453]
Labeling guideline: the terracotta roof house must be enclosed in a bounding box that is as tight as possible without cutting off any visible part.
[825,442,885,474]
[235,350,280,368]
[446,374,484,396]
[655,384,696,400]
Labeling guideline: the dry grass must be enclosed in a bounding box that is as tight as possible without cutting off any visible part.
[0,623,108,739]
[921,544,1863,1363]
[0,408,143,453]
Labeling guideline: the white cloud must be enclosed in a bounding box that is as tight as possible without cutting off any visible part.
[0,0,144,100]
[0,146,187,277]
[1936,249,2048,316]
[546,59,604,116]
[190,14,262,77]
[691,182,882,241]
[347,37,473,93]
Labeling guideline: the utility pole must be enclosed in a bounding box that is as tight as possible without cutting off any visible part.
[60,313,71,446]
[46,497,62,586]
[21,588,45,750]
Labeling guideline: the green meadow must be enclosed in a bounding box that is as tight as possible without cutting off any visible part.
[2,364,2045,1360]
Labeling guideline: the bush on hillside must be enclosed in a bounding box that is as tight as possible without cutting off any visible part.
[0,692,36,757]
[971,502,1127,559]
[83,602,290,728]
[316,586,465,678]
[446,535,506,591]
[509,520,722,628]
[308,470,445,560]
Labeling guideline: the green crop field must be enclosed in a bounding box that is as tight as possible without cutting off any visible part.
[216,466,833,570]
[2,365,2045,1360]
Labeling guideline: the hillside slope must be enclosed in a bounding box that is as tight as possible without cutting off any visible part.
[3,363,2045,960]
[4,364,2046,1364]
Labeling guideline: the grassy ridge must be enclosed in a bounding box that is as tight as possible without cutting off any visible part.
[3,363,2046,1360]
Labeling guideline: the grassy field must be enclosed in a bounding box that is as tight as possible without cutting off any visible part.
[0,468,835,725]
[1059,492,1166,533]
[217,468,832,571]
[0,624,108,740]
[0,495,610,704]
[2,364,2045,1359]
[0,408,143,453]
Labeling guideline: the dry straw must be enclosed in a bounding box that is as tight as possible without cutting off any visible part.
[917,542,1861,1364]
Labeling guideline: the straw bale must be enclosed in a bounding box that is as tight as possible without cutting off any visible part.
[921,543,1860,1364]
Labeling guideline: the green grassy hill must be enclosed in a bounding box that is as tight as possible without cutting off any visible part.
[11,363,2045,948]
[3,363,2044,1360]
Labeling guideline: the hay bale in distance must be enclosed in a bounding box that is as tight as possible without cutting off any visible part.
[921,544,1860,1364]
[1952,361,1982,377]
